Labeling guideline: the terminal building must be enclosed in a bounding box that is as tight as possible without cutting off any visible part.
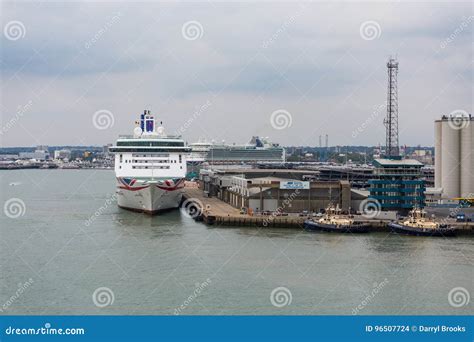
[199,168,351,213]
[369,158,425,212]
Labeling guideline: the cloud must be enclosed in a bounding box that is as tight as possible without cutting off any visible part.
[0,1,471,147]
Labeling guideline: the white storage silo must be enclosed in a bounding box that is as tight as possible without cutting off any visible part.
[434,120,443,189]
[440,120,461,199]
[460,120,473,197]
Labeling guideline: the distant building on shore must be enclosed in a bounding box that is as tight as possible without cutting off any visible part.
[54,149,71,160]
[19,145,49,160]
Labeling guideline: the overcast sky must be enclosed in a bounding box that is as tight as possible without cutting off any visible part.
[1,1,472,147]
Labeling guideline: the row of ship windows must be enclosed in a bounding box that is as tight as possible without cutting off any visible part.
[123,160,178,164]
[132,166,170,169]
[118,166,183,169]
[132,154,169,157]
[117,141,184,147]
[119,154,182,163]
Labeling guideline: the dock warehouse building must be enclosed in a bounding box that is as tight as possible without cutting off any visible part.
[199,168,351,213]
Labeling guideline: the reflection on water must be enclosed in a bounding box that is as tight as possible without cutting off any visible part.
[1,170,472,315]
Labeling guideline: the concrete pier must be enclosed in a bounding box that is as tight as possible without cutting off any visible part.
[182,187,474,235]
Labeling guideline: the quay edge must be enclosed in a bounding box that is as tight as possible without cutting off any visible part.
[181,188,474,235]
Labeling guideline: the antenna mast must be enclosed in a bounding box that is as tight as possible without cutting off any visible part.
[384,57,399,157]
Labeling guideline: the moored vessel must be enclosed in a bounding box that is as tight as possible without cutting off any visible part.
[388,208,456,237]
[204,136,285,165]
[304,205,370,233]
[109,110,190,214]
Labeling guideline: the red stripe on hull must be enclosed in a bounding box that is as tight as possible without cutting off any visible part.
[118,185,150,191]
[156,178,185,191]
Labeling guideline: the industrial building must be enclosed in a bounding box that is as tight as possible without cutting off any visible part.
[369,158,425,212]
[199,168,351,213]
[298,165,374,189]
[435,114,473,199]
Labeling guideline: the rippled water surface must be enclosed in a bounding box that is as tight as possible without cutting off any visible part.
[1,170,472,315]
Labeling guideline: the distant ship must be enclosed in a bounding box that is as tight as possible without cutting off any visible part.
[187,139,213,165]
[191,136,285,165]
[388,208,456,237]
[304,205,370,233]
[109,110,190,214]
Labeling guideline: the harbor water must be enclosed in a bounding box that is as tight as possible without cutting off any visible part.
[1,170,472,315]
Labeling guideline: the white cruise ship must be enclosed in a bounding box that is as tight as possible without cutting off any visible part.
[187,139,213,164]
[109,110,190,214]
[205,136,285,164]
[187,136,285,165]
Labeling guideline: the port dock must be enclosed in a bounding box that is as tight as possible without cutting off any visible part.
[183,187,307,227]
[182,187,474,234]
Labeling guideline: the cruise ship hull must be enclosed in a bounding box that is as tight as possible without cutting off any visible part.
[116,177,185,214]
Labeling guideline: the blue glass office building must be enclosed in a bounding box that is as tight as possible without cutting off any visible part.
[369,157,425,212]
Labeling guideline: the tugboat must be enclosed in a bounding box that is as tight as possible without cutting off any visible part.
[304,205,370,234]
[388,207,456,237]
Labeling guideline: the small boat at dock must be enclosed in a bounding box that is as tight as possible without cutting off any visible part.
[304,205,370,234]
[388,208,456,237]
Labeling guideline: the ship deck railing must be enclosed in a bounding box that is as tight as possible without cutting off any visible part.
[118,134,183,139]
